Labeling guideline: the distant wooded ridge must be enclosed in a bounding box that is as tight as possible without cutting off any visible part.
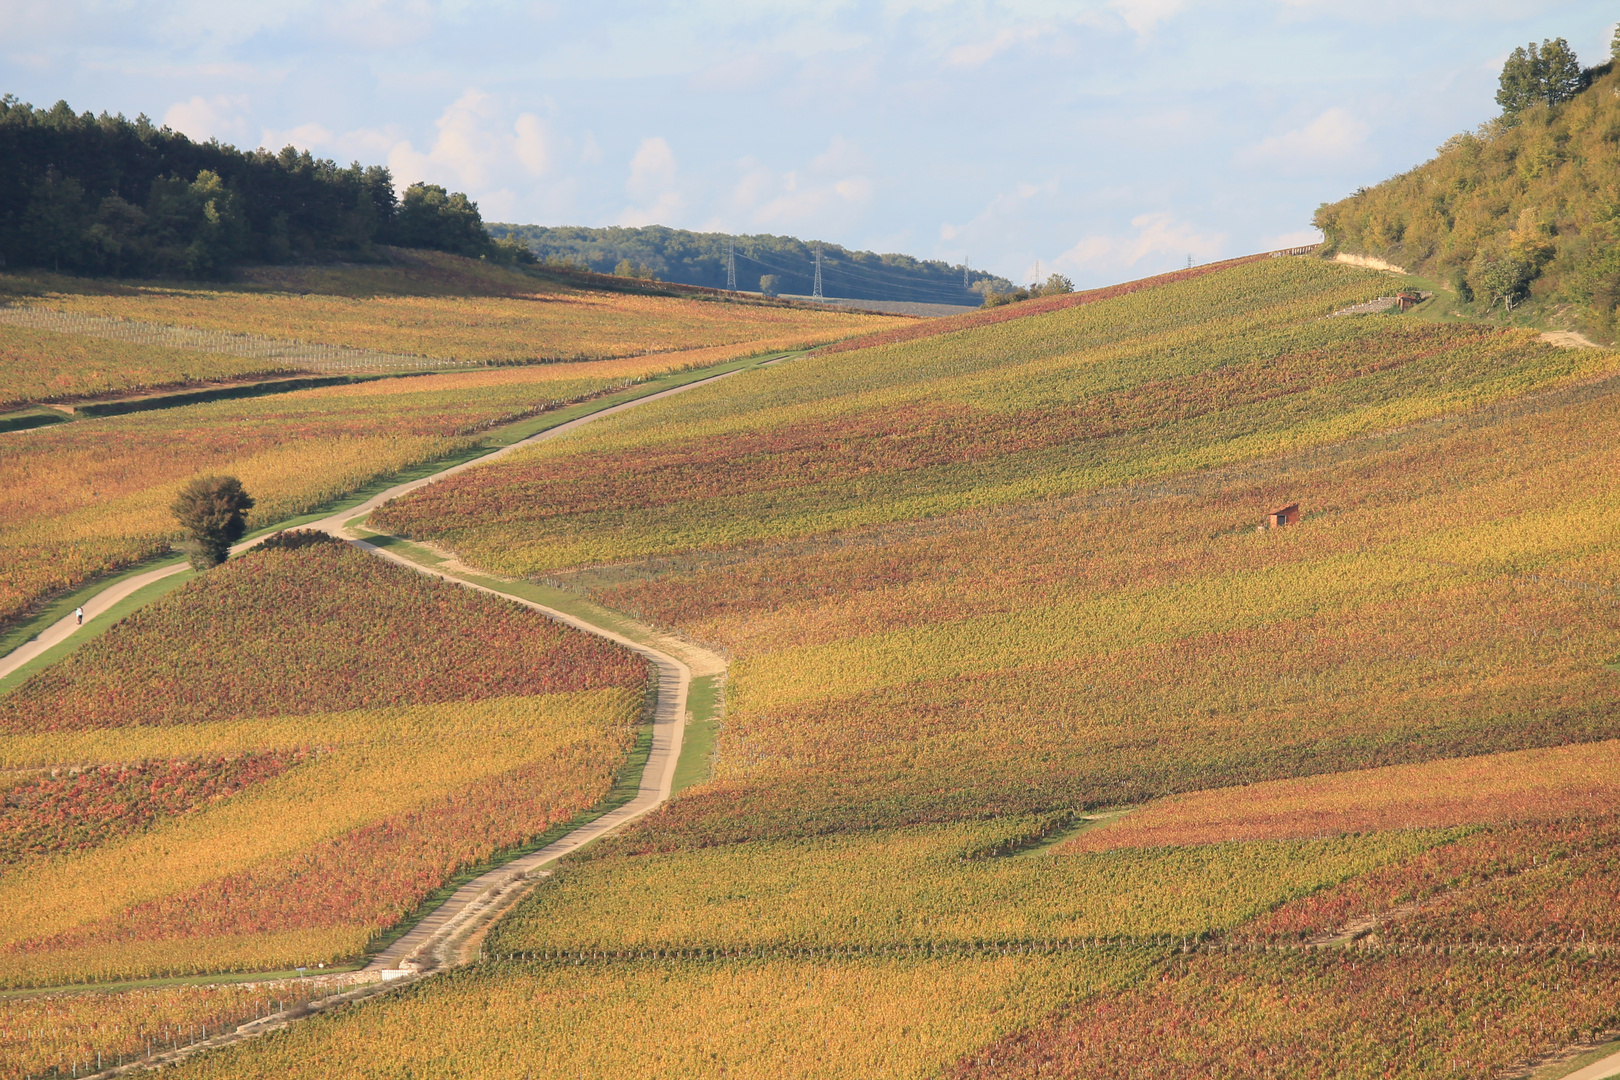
[486,223,1014,306]
[0,95,524,279]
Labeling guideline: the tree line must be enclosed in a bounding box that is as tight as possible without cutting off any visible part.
[486,223,1012,306]
[0,96,523,278]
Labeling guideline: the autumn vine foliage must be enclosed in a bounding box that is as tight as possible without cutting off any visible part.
[0,753,305,864]
[815,254,1267,355]
[18,246,1620,1078]
[0,541,645,733]
[0,541,649,990]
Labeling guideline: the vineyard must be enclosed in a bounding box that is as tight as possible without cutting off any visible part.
[0,541,644,733]
[948,950,1620,1080]
[0,251,894,368]
[2,981,334,1080]
[0,349,745,632]
[147,953,1158,1080]
[371,259,1608,574]
[0,323,296,409]
[519,342,1620,848]
[1065,739,1620,851]
[10,246,1620,1078]
[0,544,647,988]
[487,818,1440,953]
[0,753,308,864]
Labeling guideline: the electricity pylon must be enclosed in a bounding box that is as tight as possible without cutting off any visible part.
[812,246,824,301]
[726,239,737,291]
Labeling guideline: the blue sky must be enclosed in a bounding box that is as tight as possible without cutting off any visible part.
[4,1,1616,286]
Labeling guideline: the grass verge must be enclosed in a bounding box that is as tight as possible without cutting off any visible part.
[672,674,723,794]
[0,347,789,668]
[1534,1037,1620,1080]
[362,721,657,961]
[0,568,194,697]
[0,407,70,433]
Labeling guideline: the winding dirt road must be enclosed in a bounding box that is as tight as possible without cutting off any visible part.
[4,361,747,1076]
[0,363,752,682]
[350,536,723,975]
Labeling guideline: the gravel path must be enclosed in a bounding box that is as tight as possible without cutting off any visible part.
[3,361,744,1060]
[0,363,753,683]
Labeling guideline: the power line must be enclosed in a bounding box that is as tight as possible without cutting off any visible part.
[743,252,968,298]
[730,248,977,301]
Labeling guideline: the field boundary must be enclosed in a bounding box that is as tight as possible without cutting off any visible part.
[23,346,742,1080]
[483,937,1620,963]
[0,350,785,683]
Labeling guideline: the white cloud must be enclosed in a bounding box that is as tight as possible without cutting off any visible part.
[513,113,550,177]
[626,137,678,198]
[323,0,436,49]
[1259,227,1325,250]
[163,95,251,143]
[382,90,562,195]
[425,89,505,188]
[619,136,685,226]
[1108,0,1187,34]
[724,139,875,231]
[947,26,1045,68]
[1240,107,1370,169]
[1054,211,1226,274]
[811,135,870,175]
[939,178,1059,245]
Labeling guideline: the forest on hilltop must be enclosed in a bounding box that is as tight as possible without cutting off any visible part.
[488,222,1013,305]
[0,96,519,279]
[1315,36,1620,336]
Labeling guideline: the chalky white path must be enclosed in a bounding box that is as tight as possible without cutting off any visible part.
[52,362,751,1079]
[0,364,753,683]
[351,537,706,972]
[1563,1049,1620,1080]
[2,365,750,956]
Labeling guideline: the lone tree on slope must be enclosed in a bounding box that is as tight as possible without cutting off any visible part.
[1497,38,1584,120]
[172,475,255,569]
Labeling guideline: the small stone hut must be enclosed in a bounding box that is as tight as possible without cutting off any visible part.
[1265,502,1301,529]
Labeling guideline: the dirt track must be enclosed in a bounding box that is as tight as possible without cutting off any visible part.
[0,363,752,683]
[6,363,747,1079]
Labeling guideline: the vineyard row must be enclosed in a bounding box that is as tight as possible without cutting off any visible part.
[484,937,1620,964]
[0,304,463,372]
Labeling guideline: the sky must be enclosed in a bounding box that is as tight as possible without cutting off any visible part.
[3,0,1617,287]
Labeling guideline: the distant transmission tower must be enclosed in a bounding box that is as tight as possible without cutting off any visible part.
[726,238,737,291]
[1186,254,1193,269]
[812,246,825,301]
[963,258,970,289]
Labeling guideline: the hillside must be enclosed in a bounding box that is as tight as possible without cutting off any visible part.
[1315,60,1620,337]
[6,245,1620,1077]
[278,255,1620,1076]
[8,226,1620,1080]
[0,249,893,633]
[487,222,1013,305]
